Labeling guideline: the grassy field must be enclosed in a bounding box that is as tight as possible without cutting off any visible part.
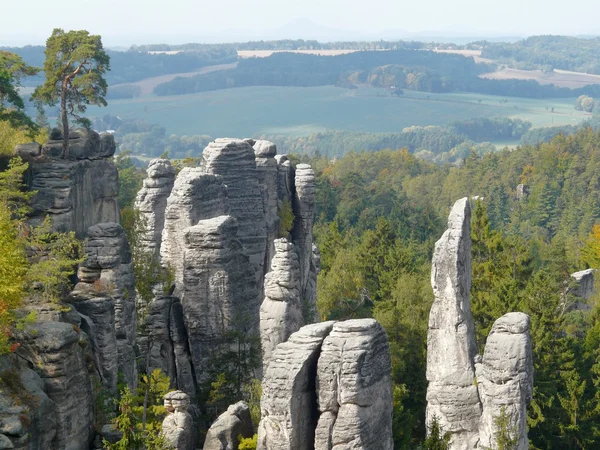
[88,86,589,138]
[479,67,600,88]
[109,63,239,95]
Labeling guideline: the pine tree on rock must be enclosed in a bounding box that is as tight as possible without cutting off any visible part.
[32,28,109,159]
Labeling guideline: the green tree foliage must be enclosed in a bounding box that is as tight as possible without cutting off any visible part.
[32,29,110,158]
[575,95,597,113]
[481,35,600,74]
[25,216,84,303]
[492,407,519,450]
[103,381,171,450]
[238,434,257,450]
[115,151,146,210]
[5,44,236,86]
[277,199,295,237]
[204,329,261,415]
[309,127,600,447]
[420,416,451,450]
[0,51,39,132]
[0,204,28,352]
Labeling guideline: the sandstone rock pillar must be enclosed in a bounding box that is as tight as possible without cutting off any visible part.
[260,238,303,371]
[315,319,393,450]
[426,197,481,449]
[477,313,533,450]
[162,391,194,450]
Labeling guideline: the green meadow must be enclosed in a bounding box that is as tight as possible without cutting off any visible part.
[89,86,590,138]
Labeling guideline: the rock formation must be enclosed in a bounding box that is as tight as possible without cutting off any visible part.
[426,198,534,449]
[18,129,119,238]
[201,139,267,291]
[160,169,229,288]
[134,137,319,397]
[162,391,194,450]
[0,354,57,449]
[257,319,393,450]
[293,164,317,305]
[260,238,303,370]
[258,322,335,450]
[476,313,533,450]
[19,322,94,450]
[275,155,295,206]
[77,222,138,388]
[204,401,254,450]
[568,269,596,310]
[181,215,258,384]
[253,140,280,270]
[315,319,393,450]
[305,243,321,322]
[426,197,481,449]
[67,284,118,394]
[9,132,149,449]
[139,294,197,396]
[134,158,176,257]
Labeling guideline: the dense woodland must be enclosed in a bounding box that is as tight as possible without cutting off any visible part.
[481,35,600,74]
[297,127,600,449]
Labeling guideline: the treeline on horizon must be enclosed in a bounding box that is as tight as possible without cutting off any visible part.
[129,38,432,52]
[0,45,237,86]
[153,49,600,99]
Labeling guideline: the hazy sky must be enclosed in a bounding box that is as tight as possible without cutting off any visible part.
[2,0,599,46]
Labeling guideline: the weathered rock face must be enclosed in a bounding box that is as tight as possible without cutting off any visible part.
[160,168,229,288]
[258,322,335,450]
[134,158,176,257]
[426,198,534,449]
[132,137,320,406]
[202,139,267,292]
[0,354,57,450]
[274,155,294,206]
[258,319,393,450]
[140,294,197,397]
[19,322,94,450]
[260,238,303,371]
[182,215,258,385]
[253,140,280,270]
[78,223,138,388]
[305,243,321,323]
[162,391,194,450]
[426,198,481,450]
[22,130,119,238]
[568,269,596,310]
[315,319,393,450]
[67,287,118,394]
[293,164,317,306]
[477,313,533,450]
[204,401,254,450]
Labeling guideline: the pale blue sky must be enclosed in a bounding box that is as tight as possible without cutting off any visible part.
[2,0,598,46]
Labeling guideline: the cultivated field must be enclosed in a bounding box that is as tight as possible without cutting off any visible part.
[89,85,588,139]
[237,49,359,58]
[479,67,600,88]
[110,63,239,95]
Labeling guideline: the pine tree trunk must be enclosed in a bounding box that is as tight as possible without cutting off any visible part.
[61,80,69,159]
